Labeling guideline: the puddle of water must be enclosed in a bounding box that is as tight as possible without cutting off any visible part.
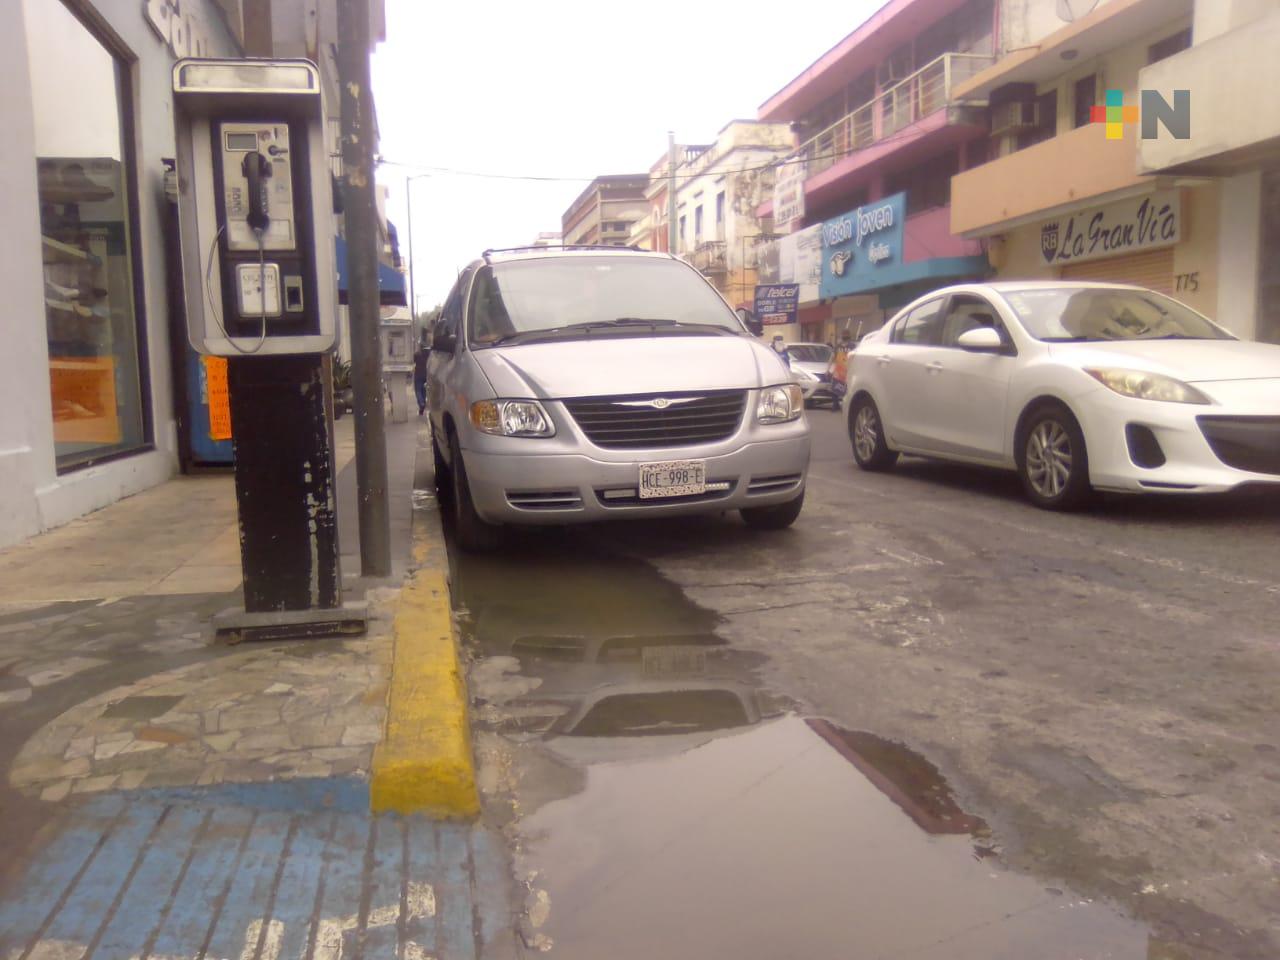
[451,542,1148,959]
[524,715,1146,960]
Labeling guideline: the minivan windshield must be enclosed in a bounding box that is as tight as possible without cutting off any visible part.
[999,287,1235,342]
[468,256,743,346]
[789,344,833,363]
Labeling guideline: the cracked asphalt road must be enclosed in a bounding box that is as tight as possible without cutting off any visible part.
[474,408,1280,960]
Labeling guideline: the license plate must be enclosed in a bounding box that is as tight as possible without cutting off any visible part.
[639,460,706,499]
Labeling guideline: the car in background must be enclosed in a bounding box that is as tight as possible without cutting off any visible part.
[846,281,1280,510]
[427,247,811,550]
[786,342,838,409]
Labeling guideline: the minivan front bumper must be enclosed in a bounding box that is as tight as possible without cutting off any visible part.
[461,433,811,524]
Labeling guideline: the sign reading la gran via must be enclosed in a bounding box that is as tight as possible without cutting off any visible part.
[1039,190,1181,267]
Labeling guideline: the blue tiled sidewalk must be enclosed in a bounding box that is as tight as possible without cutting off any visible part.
[0,779,513,960]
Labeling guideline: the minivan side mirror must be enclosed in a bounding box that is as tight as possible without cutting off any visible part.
[432,321,457,354]
[737,307,764,337]
[956,326,1004,353]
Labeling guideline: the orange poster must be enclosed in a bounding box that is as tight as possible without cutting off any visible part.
[204,355,232,440]
[49,357,121,444]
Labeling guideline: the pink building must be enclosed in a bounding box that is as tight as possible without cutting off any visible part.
[756,0,996,334]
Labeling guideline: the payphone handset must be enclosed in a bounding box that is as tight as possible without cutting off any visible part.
[212,122,304,331]
[173,58,336,356]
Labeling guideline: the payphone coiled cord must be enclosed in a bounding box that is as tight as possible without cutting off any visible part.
[205,224,269,355]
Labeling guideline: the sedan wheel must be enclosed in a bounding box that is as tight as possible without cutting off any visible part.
[1018,404,1092,510]
[849,397,898,471]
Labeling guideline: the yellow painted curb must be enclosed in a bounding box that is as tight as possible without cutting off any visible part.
[371,504,479,818]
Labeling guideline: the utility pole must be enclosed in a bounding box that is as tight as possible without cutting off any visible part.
[336,0,391,577]
[667,131,678,254]
[405,174,428,331]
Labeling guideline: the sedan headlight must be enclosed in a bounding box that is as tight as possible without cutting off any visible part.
[756,384,804,423]
[792,367,817,381]
[470,399,556,437]
[1085,369,1212,405]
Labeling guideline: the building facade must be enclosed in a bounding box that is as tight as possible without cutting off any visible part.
[671,121,794,308]
[1136,0,1280,344]
[560,175,650,247]
[949,0,1218,319]
[1,0,384,549]
[754,0,999,344]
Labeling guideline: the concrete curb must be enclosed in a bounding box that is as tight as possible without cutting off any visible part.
[370,488,479,818]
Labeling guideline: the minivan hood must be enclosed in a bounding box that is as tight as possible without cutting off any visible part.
[471,335,788,399]
[1047,339,1280,383]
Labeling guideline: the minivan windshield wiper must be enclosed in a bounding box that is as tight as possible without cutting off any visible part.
[477,317,735,347]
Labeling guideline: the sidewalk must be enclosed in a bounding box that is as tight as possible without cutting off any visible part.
[0,411,511,959]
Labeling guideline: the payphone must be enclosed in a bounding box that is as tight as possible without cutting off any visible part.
[173,58,336,355]
[171,59,363,639]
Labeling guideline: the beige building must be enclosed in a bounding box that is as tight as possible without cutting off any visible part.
[561,175,649,247]
[1137,0,1280,344]
[672,121,795,307]
[949,0,1225,324]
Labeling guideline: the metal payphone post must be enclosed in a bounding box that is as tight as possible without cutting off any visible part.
[172,58,365,641]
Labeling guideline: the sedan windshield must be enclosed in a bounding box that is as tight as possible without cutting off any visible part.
[789,344,833,363]
[999,287,1234,342]
[468,256,743,345]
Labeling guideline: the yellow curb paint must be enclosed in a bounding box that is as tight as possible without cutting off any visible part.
[371,506,479,818]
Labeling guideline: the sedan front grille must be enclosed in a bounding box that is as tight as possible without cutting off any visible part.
[1197,416,1280,475]
[563,390,747,449]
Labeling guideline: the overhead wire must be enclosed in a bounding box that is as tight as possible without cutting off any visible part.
[374,120,948,186]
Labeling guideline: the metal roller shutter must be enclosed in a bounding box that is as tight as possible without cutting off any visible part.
[1059,248,1175,294]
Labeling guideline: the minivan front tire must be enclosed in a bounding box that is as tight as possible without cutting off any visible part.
[741,490,804,530]
[449,433,504,552]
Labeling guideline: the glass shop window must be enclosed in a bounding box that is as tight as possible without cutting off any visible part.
[25,0,149,471]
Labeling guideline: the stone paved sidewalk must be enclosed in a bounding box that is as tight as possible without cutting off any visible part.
[0,414,516,958]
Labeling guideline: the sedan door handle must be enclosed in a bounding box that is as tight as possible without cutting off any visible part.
[877,355,892,366]
[927,361,944,374]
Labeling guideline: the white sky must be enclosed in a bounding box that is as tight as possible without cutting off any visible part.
[371,0,885,315]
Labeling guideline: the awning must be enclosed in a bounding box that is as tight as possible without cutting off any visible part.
[335,235,407,307]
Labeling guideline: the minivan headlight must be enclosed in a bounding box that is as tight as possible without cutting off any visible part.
[1084,369,1212,405]
[756,384,803,423]
[470,399,556,437]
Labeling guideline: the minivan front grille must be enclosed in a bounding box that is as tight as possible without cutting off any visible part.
[563,390,747,449]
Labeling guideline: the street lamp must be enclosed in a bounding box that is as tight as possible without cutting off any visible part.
[405,173,430,334]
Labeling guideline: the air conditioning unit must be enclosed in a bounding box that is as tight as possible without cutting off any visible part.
[990,100,1040,137]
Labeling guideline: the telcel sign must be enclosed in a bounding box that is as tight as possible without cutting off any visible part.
[820,192,905,299]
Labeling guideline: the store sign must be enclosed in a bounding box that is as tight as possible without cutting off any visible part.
[819,192,906,299]
[754,284,800,326]
[1039,190,1181,266]
[145,0,214,57]
[756,223,822,303]
[772,160,807,234]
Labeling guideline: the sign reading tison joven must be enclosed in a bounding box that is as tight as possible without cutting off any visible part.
[1039,190,1181,267]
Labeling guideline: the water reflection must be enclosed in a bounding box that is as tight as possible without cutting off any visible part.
[451,540,1148,959]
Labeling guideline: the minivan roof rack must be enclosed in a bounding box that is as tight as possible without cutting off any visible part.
[481,243,658,261]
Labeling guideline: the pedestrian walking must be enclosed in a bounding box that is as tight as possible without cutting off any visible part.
[830,339,851,412]
[771,335,791,367]
[413,335,430,416]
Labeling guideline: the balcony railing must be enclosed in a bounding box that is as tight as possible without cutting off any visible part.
[690,240,727,273]
[796,52,995,178]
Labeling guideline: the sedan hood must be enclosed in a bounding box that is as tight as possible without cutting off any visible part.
[471,335,788,399]
[1048,339,1280,383]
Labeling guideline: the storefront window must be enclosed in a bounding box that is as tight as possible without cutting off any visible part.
[25,0,148,471]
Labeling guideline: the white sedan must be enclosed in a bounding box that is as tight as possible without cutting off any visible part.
[846,281,1280,509]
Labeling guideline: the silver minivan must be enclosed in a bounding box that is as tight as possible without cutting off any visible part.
[426,247,811,550]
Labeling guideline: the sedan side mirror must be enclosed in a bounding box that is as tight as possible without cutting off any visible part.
[737,307,764,337]
[956,326,1005,352]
